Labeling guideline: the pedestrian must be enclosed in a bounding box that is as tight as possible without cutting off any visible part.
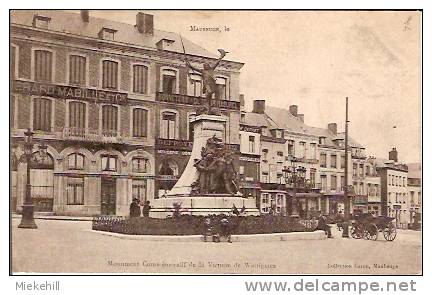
[129,198,141,218]
[317,214,333,238]
[142,200,151,217]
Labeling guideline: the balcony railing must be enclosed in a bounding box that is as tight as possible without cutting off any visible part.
[62,127,123,143]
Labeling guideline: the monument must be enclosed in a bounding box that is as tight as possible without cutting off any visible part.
[150,46,259,218]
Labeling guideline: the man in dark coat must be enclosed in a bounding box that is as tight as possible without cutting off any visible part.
[129,198,141,218]
[142,200,151,217]
[317,214,333,238]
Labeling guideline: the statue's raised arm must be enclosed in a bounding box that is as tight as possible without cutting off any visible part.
[211,49,228,71]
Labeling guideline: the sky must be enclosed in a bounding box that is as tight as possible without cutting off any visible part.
[84,10,421,164]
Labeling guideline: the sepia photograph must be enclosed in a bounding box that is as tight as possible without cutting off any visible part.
[9,9,422,275]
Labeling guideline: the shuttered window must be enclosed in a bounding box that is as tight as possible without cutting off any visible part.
[160,111,177,139]
[102,60,118,90]
[132,108,148,138]
[133,65,148,94]
[162,69,176,94]
[68,102,86,135]
[34,50,53,82]
[331,175,337,190]
[69,55,86,85]
[10,46,16,78]
[33,98,52,131]
[102,105,118,135]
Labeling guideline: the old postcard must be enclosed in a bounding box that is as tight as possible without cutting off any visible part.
[10,10,422,275]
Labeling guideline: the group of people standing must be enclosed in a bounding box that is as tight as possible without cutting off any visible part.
[129,198,151,218]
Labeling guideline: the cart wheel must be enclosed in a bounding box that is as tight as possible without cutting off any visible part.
[365,224,378,241]
[383,222,397,241]
[350,224,364,239]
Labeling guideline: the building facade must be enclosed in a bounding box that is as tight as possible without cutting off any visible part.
[10,10,243,216]
[407,163,421,227]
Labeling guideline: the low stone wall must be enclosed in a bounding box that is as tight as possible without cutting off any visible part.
[91,230,326,242]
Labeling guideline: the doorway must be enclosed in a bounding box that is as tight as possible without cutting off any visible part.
[101,178,116,215]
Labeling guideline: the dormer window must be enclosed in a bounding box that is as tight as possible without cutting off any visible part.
[99,28,117,41]
[319,136,326,145]
[156,38,175,51]
[33,15,51,29]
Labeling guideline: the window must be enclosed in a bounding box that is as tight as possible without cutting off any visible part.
[240,113,245,123]
[319,137,326,145]
[101,155,117,172]
[132,180,147,202]
[330,154,337,168]
[101,105,118,136]
[341,155,346,169]
[69,55,86,85]
[277,173,283,184]
[33,15,50,29]
[366,165,371,176]
[276,194,284,213]
[340,176,345,191]
[262,172,269,183]
[320,175,327,190]
[68,153,84,170]
[99,28,117,40]
[10,46,17,78]
[299,141,306,158]
[102,60,118,89]
[215,77,227,100]
[388,192,392,203]
[66,177,84,205]
[132,158,148,173]
[288,140,295,156]
[262,149,268,161]
[132,108,148,138]
[33,98,52,131]
[190,73,202,97]
[160,111,177,139]
[133,65,148,94]
[309,143,317,159]
[310,169,316,187]
[248,136,255,153]
[331,175,337,190]
[353,163,358,176]
[261,193,270,213]
[320,153,327,168]
[34,50,53,82]
[359,164,364,176]
[403,177,405,187]
[162,69,176,94]
[188,113,196,140]
[68,101,86,136]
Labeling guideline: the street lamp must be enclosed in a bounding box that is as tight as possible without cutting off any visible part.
[283,164,307,218]
[12,128,48,229]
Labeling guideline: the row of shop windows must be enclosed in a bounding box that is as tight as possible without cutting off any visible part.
[10,47,228,98]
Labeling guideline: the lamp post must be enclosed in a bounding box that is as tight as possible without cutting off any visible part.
[283,164,307,218]
[12,128,48,229]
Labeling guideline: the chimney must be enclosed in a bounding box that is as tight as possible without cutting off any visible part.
[328,123,337,134]
[389,147,398,162]
[289,105,298,117]
[297,114,304,122]
[136,12,154,35]
[81,10,89,23]
[252,100,265,114]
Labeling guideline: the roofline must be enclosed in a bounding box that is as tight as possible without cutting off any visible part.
[10,23,245,69]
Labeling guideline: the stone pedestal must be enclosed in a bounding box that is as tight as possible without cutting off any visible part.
[151,114,260,218]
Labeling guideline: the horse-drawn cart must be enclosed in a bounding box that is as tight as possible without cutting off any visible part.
[350,213,397,241]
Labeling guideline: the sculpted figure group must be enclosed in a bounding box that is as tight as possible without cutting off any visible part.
[192,135,239,196]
